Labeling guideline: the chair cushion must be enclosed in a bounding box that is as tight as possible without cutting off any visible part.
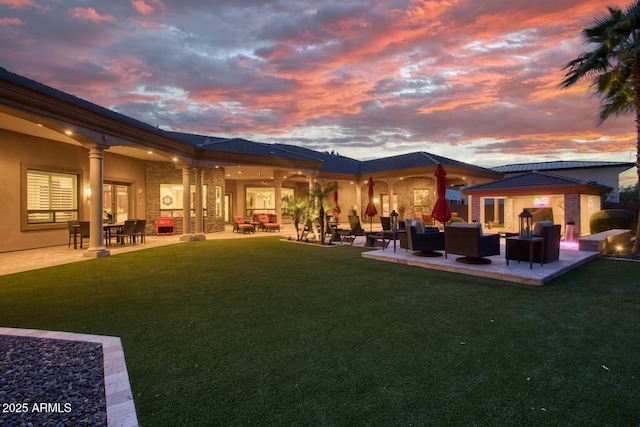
[406,219,424,234]
[448,222,482,235]
[533,220,554,236]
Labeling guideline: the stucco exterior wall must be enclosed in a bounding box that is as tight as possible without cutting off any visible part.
[0,129,146,252]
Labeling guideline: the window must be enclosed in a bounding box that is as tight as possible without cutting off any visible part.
[215,186,223,217]
[26,169,78,224]
[159,184,207,217]
[246,187,294,216]
[413,189,430,212]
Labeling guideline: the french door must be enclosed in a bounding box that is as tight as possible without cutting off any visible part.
[103,182,130,223]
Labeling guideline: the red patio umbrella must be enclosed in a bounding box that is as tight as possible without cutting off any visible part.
[364,177,377,230]
[431,163,452,224]
[332,181,341,216]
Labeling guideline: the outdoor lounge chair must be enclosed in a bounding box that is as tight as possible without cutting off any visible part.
[233,216,255,233]
[444,222,500,264]
[257,214,280,232]
[340,215,366,245]
[506,221,561,263]
[405,219,445,256]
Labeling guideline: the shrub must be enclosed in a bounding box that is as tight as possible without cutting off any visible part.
[448,217,465,223]
[589,209,638,234]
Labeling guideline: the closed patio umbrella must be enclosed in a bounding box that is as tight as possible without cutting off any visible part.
[431,163,452,224]
[364,177,377,231]
[332,181,341,216]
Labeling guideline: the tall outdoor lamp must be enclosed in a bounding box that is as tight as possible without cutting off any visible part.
[391,210,399,230]
[519,209,532,239]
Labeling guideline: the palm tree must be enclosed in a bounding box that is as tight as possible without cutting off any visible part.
[282,194,308,241]
[561,1,640,253]
[308,181,338,245]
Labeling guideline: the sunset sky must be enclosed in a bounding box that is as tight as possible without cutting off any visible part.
[0,0,637,183]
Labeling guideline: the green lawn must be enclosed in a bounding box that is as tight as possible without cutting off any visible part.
[1,237,639,426]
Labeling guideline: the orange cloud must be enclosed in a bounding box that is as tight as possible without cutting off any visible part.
[69,7,115,23]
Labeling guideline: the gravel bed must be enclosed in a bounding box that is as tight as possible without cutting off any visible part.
[0,335,106,426]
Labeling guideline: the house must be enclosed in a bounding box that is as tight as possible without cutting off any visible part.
[492,161,634,202]
[463,171,613,238]
[0,66,502,255]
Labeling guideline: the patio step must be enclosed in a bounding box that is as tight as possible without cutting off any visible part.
[578,229,630,255]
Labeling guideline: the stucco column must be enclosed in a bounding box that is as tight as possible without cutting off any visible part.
[274,170,285,226]
[194,168,206,240]
[84,147,109,258]
[308,178,315,207]
[355,183,362,218]
[180,167,193,241]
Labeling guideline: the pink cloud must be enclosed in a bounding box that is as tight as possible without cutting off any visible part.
[0,17,23,26]
[0,0,35,8]
[131,0,165,16]
[68,7,116,23]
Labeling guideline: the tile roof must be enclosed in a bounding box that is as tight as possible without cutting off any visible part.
[358,152,497,175]
[272,144,361,174]
[464,171,612,192]
[165,132,318,161]
[0,66,165,137]
[492,160,635,173]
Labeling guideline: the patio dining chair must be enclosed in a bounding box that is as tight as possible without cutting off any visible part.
[78,221,90,249]
[67,220,79,247]
[133,219,147,243]
[114,220,137,245]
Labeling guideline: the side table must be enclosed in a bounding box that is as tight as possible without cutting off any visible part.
[505,236,544,270]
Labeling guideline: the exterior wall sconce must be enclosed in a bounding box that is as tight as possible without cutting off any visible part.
[85,187,92,201]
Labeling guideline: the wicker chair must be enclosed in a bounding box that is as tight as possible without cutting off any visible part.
[444,222,500,264]
[405,219,445,257]
[506,221,561,263]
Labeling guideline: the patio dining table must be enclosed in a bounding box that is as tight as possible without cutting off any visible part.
[72,223,124,249]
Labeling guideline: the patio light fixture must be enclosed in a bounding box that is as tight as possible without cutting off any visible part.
[519,208,532,239]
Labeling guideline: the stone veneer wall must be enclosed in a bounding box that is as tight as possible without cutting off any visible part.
[360,178,436,221]
[145,161,226,236]
[564,193,580,237]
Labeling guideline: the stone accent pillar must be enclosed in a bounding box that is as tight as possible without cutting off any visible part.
[180,167,193,241]
[564,194,580,237]
[470,195,481,223]
[84,147,109,258]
